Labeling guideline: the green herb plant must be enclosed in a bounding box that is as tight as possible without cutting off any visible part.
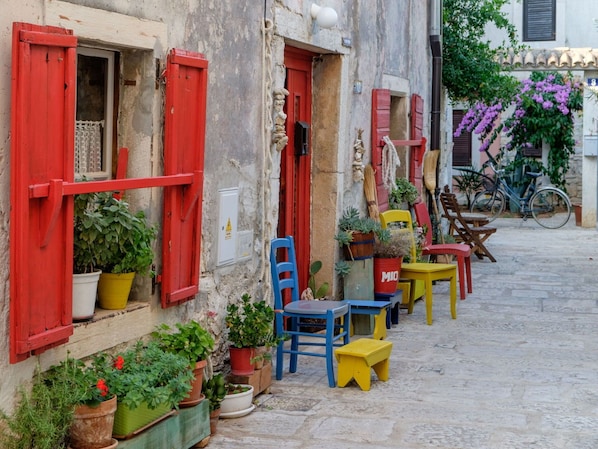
[79,191,157,275]
[91,341,193,410]
[0,364,80,449]
[152,320,215,365]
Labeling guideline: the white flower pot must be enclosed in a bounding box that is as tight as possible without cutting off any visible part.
[72,270,101,320]
[220,384,254,417]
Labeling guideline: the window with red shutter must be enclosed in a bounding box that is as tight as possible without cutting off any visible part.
[10,22,78,363]
[371,89,426,212]
[161,49,208,307]
[10,21,208,362]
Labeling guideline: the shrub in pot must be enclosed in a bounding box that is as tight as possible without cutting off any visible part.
[72,192,105,321]
[225,293,279,375]
[87,192,157,310]
[152,320,215,406]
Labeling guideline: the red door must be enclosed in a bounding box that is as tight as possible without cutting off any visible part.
[279,48,313,291]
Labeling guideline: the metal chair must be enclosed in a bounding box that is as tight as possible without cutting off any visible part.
[379,210,457,325]
[270,236,351,387]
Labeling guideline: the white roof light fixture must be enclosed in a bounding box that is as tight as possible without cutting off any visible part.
[311,3,338,29]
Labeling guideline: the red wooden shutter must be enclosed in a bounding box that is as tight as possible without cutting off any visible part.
[162,49,208,307]
[371,89,391,211]
[10,23,77,362]
[410,94,425,192]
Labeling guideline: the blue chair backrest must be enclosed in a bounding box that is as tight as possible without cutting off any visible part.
[270,236,301,311]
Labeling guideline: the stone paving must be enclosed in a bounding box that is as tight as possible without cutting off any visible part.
[208,217,598,449]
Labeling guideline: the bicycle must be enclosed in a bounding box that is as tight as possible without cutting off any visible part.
[469,161,571,229]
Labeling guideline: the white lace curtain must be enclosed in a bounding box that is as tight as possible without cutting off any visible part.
[75,120,104,174]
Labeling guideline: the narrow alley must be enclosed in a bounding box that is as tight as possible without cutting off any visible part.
[210,217,598,449]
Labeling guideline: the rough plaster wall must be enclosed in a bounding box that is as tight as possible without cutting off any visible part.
[0,0,434,408]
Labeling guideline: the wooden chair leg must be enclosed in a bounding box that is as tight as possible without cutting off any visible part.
[465,255,473,294]
[450,274,457,319]
[456,255,466,300]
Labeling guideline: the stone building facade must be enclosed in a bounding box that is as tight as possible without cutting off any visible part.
[0,0,437,408]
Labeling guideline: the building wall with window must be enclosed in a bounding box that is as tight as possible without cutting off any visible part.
[0,1,433,408]
[465,0,598,227]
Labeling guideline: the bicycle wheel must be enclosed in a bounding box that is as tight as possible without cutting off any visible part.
[470,189,505,222]
[530,187,571,229]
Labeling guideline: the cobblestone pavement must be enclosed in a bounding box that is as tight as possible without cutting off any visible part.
[208,217,598,449]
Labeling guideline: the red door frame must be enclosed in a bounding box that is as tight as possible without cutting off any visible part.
[280,47,313,292]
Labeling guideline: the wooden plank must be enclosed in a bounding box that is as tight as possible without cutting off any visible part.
[343,259,374,335]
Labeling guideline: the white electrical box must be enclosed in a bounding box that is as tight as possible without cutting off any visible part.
[217,188,238,266]
[583,135,598,157]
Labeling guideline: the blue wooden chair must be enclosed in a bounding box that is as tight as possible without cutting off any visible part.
[270,236,351,387]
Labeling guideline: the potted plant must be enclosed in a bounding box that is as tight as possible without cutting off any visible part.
[0,365,81,449]
[389,177,419,209]
[151,320,215,407]
[72,192,105,321]
[334,206,387,260]
[373,231,412,296]
[51,356,118,449]
[91,341,193,437]
[225,293,278,375]
[219,383,255,418]
[89,191,157,310]
[0,355,120,449]
[202,373,226,435]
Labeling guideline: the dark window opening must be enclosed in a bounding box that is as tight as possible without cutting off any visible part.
[523,0,556,41]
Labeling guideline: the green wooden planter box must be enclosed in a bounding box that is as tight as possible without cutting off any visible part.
[116,400,209,449]
[113,401,172,437]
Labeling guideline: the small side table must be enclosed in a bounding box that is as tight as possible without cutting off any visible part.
[375,290,402,328]
[346,299,391,340]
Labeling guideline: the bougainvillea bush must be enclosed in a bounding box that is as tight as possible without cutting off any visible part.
[455,71,583,189]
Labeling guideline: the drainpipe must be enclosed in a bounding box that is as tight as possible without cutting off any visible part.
[429,0,443,238]
[429,0,442,154]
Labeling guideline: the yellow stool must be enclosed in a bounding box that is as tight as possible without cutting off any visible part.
[335,338,393,391]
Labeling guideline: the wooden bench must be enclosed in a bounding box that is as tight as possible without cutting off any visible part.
[335,338,393,391]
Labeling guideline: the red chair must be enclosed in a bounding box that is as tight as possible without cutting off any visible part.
[413,201,472,300]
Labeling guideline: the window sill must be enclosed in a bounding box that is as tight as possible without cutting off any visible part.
[64,301,155,360]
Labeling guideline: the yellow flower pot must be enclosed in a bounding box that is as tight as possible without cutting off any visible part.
[98,272,135,310]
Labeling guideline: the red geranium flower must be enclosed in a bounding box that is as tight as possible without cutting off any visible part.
[96,378,109,397]
[114,355,125,370]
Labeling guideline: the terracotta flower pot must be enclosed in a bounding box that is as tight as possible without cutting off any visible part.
[229,347,255,376]
[179,359,208,408]
[69,395,117,449]
[209,408,221,435]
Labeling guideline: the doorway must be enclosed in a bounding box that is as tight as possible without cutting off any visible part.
[279,47,313,291]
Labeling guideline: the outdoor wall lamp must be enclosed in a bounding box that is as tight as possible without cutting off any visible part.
[311,3,338,29]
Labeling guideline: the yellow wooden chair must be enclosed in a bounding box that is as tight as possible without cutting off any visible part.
[379,210,457,325]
